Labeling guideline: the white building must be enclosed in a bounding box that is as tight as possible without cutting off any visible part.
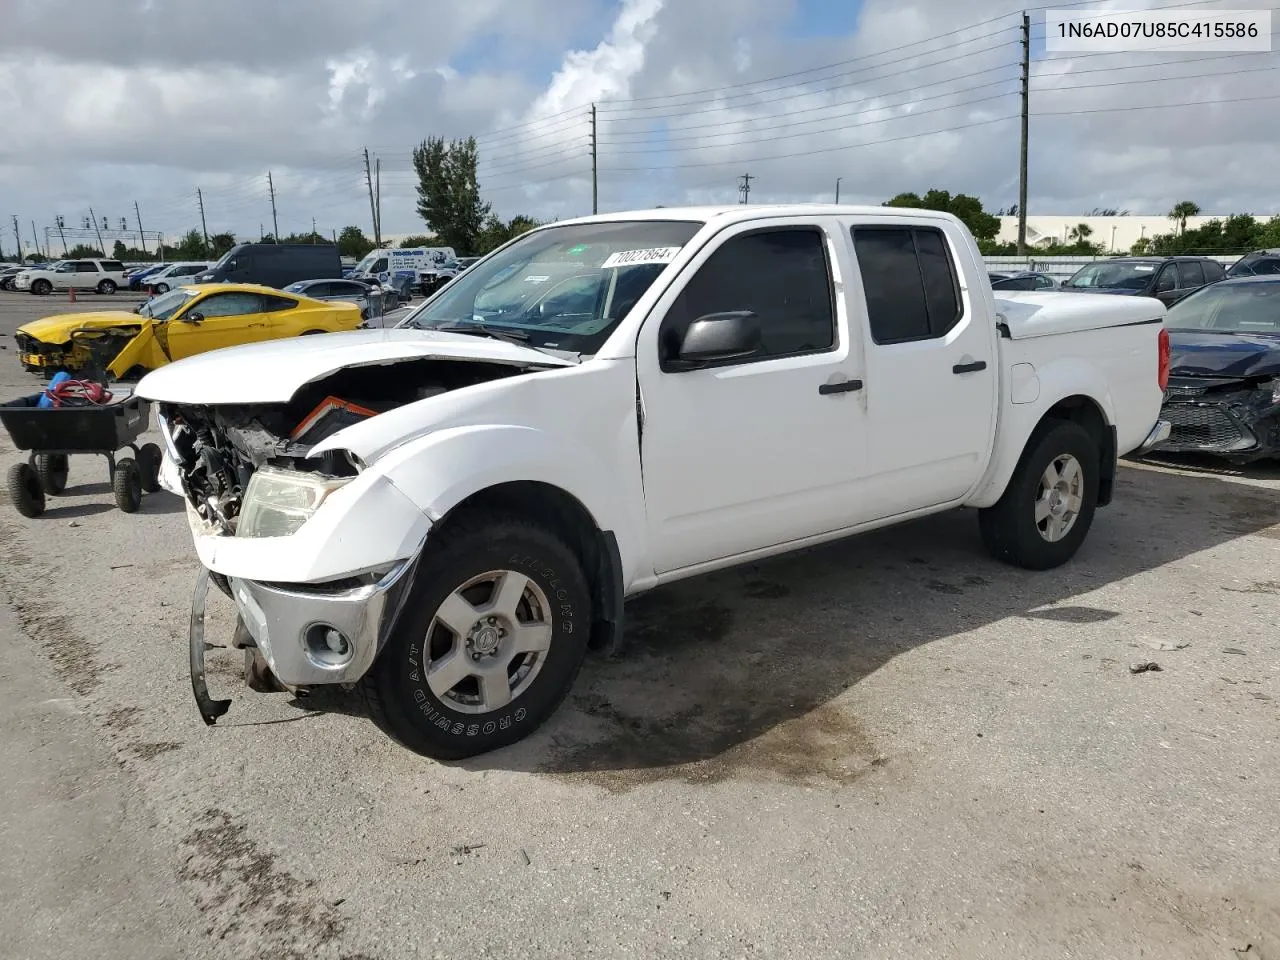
[996,215,1248,252]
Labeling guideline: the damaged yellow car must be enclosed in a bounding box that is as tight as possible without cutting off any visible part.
[13,283,365,379]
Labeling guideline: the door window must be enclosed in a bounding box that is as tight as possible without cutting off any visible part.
[1177,261,1205,287]
[851,226,963,344]
[1155,267,1177,292]
[75,261,98,273]
[189,292,263,318]
[659,227,835,368]
[372,258,388,273]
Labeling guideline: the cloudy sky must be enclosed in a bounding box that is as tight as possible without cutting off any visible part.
[1,0,1277,253]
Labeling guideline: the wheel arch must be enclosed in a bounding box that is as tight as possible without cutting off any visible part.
[434,480,626,656]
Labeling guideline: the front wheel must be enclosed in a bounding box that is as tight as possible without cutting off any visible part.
[35,453,68,495]
[31,279,51,296]
[360,512,592,760]
[153,282,169,294]
[97,279,117,294]
[7,463,45,517]
[978,420,1100,570]
[112,458,142,513]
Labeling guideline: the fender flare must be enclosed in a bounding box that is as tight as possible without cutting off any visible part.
[968,357,1117,509]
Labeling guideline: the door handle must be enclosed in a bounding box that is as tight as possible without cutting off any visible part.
[818,378,863,395]
[952,360,987,374]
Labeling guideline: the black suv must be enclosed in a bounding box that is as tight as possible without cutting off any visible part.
[1059,256,1226,306]
[1227,248,1280,277]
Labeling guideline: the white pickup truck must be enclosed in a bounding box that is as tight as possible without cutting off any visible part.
[135,204,1171,760]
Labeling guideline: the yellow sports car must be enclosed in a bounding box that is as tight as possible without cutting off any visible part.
[13,282,365,379]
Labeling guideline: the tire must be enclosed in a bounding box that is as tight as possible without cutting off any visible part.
[360,511,593,760]
[154,282,169,294]
[7,463,45,518]
[978,419,1100,570]
[31,279,51,296]
[112,458,142,513]
[299,329,326,336]
[97,279,117,294]
[35,453,69,495]
[138,443,163,493]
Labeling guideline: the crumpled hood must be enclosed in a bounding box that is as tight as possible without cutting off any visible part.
[1169,330,1280,378]
[134,327,575,404]
[1057,287,1145,296]
[17,311,144,342]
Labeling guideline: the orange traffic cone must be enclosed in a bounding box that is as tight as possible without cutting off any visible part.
[68,286,76,303]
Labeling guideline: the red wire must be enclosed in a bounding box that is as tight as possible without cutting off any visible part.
[42,379,114,408]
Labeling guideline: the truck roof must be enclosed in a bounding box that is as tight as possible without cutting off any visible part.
[552,204,966,228]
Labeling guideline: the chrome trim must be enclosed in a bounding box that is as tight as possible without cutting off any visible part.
[227,549,421,686]
[1135,419,1172,453]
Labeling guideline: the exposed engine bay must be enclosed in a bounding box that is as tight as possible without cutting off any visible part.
[160,358,530,532]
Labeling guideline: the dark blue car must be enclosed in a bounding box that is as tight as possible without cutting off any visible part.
[1155,275,1280,462]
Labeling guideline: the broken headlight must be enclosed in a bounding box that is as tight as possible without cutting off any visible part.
[236,466,352,538]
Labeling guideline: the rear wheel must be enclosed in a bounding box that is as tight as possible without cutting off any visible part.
[979,420,1099,570]
[300,329,326,336]
[112,458,142,513]
[360,511,592,760]
[35,453,69,495]
[97,279,117,294]
[153,282,169,294]
[7,463,45,518]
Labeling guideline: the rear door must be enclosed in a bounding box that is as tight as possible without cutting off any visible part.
[166,291,267,358]
[847,218,998,514]
[1176,259,1207,300]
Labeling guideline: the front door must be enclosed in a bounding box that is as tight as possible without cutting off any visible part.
[165,291,268,360]
[635,218,869,575]
[845,219,998,514]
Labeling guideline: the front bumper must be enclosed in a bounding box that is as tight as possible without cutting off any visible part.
[228,556,420,687]
[1134,418,1172,454]
[13,277,32,290]
[1157,400,1269,458]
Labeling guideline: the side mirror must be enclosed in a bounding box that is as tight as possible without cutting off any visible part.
[184,311,204,324]
[667,311,761,369]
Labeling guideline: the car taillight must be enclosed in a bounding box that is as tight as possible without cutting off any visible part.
[1157,326,1170,392]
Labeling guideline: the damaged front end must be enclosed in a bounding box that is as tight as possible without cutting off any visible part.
[1156,374,1280,462]
[161,356,533,722]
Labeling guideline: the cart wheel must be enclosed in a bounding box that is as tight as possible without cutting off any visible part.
[35,453,69,495]
[138,443,163,493]
[113,458,143,513]
[7,463,45,518]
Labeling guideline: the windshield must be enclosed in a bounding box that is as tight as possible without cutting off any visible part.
[1063,261,1158,290]
[139,288,199,321]
[1166,281,1280,334]
[352,252,380,274]
[398,220,702,355]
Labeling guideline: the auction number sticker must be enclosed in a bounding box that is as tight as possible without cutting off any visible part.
[601,247,682,268]
[1045,8,1271,52]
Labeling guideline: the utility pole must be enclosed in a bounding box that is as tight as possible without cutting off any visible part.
[30,220,41,259]
[374,157,382,247]
[12,215,23,262]
[134,201,148,255]
[267,171,279,241]
[738,172,753,204]
[88,206,106,255]
[590,103,598,214]
[363,147,379,248]
[55,215,68,254]
[1017,10,1030,257]
[835,177,842,203]
[311,216,317,242]
[196,188,209,249]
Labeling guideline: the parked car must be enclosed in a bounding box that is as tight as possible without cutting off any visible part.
[1149,275,1280,463]
[127,263,171,290]
[13,282,364,379]
[0,264,25,290]
[348,246,456,293]
[141,261,211,294]
[1058,256,1225,306]
[989,270,1056,291]
[284,278,386,319]
[12,258,128,295]
[454,256,481,272]
[195,243,343,288]
[136,203,1169,758]
[1226,248,1280,278]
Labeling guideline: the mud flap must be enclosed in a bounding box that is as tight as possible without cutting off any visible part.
[189,567,232,725]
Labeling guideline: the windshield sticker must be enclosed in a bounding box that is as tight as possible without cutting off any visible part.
[601,247,681,268]
[523,275,551,283]
[567,244,589,255]
[1132,265,1154,272]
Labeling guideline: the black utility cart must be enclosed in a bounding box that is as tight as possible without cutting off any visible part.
[1,389,163,516]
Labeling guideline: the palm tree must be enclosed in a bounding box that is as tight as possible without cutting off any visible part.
[1069,223,1093,243]
[1169,201,1200,235]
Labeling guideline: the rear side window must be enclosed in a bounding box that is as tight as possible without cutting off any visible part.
[1177,261,1205,287]
[262,295,299,312]
[103,260,124,272]
[75,261,97,273]
[852,226,963,344]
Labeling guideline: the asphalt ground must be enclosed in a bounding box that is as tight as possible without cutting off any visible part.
[0,287,1277,959]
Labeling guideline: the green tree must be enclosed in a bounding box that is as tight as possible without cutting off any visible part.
[172,229,208,260]
[111,240,128,259]
[411,135,491,254]
[338,225,374,259]
[398,234,440,248]
[1169,200,1200,236]
[66,244,104,258]
[475,213,541,255]
[210,232,237,257]
[883,189,1000,242]
[1069,223,1093,243]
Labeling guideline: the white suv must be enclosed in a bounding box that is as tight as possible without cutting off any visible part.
[141,261,213,294]
[13,258,128,295]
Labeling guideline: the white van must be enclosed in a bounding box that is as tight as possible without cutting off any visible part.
[348,247,457,290]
